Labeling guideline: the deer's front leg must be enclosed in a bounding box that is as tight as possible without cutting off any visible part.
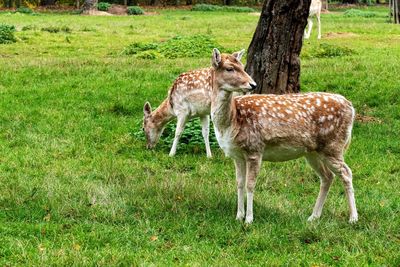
[200,115,212,158]
[234,158,246,221]
[317,14,321,39]
[304,18,313,39]
[245,155,262,224]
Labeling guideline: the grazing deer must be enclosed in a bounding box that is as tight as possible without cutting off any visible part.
[143,69,212,157]
[210,48,358,224]
[143,51,245,157]
[305,0,322,39]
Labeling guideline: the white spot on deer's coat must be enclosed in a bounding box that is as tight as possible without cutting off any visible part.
[319,116,326,123]
[316,99,321,106]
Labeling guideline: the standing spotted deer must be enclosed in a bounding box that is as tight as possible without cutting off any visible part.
[209,48,358,224]
[142,50,245,157]
[305,0,322,39]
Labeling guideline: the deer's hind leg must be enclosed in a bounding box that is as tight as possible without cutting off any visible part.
[306,153,334,221]
[317,13,321,39]
[304,18,313,39]
[322,154,358,223]
[245,154,262,224]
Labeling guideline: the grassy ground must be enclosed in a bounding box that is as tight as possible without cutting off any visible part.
[0,6,399,266]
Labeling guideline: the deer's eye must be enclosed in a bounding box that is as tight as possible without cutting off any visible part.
[226,67,234,72]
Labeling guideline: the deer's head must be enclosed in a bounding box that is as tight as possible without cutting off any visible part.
[143,102,164,149]
[211,48,257,93]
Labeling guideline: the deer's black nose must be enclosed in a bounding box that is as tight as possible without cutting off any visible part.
[250,82,257,90]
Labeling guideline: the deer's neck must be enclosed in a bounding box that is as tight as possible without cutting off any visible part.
[152,99,174,128]
[210,71,236,132]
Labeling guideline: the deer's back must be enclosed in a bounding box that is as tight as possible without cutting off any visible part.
[233,93,354,157]
[169,68,212,117]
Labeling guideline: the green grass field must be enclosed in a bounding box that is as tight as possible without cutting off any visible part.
[0,6,399,265]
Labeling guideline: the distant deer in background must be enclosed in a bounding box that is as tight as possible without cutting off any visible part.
[209,48,358,224]
[305,0,322,39]
[142,49,245,157]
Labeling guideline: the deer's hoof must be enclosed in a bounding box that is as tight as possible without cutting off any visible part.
[236,213,244,221]
[245,216,253,224]
[307,214,320,222]
[349,215,358,224]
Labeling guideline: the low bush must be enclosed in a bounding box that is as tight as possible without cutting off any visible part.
[22,25,37,31]
[16,7,34,14]
[315,43,354,58]
[344,9,377,18]
[158,35,223,59]
[127,6,144,15]
[302,43,354,59]
[0,24,16,44]
[97,2,111,11]
[124,42,159,55]
[41,25,72,33]
[191,4,255,12]
[133,119,218,152]
[124,34,223,59]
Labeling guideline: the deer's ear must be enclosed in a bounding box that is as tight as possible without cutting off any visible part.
[212,48,222,68]
[143,102,152,117]
[232,49,245,62]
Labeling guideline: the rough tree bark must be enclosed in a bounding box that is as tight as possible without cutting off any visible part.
[245,0,311,94]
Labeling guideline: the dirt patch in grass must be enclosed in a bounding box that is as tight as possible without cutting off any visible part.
[249,12,260,16]
[82,9,113,16]
[108,4,127,15]
[356,114,382,124]
[325,32,359,39]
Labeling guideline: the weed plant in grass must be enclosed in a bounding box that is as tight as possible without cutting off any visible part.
[0,23,16,44]
[0,6,399,266]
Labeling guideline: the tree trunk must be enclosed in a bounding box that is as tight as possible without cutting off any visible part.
[245,0,311,94]
[6,0,13,7]
[391,0,400,24]
[82,0,98,12]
